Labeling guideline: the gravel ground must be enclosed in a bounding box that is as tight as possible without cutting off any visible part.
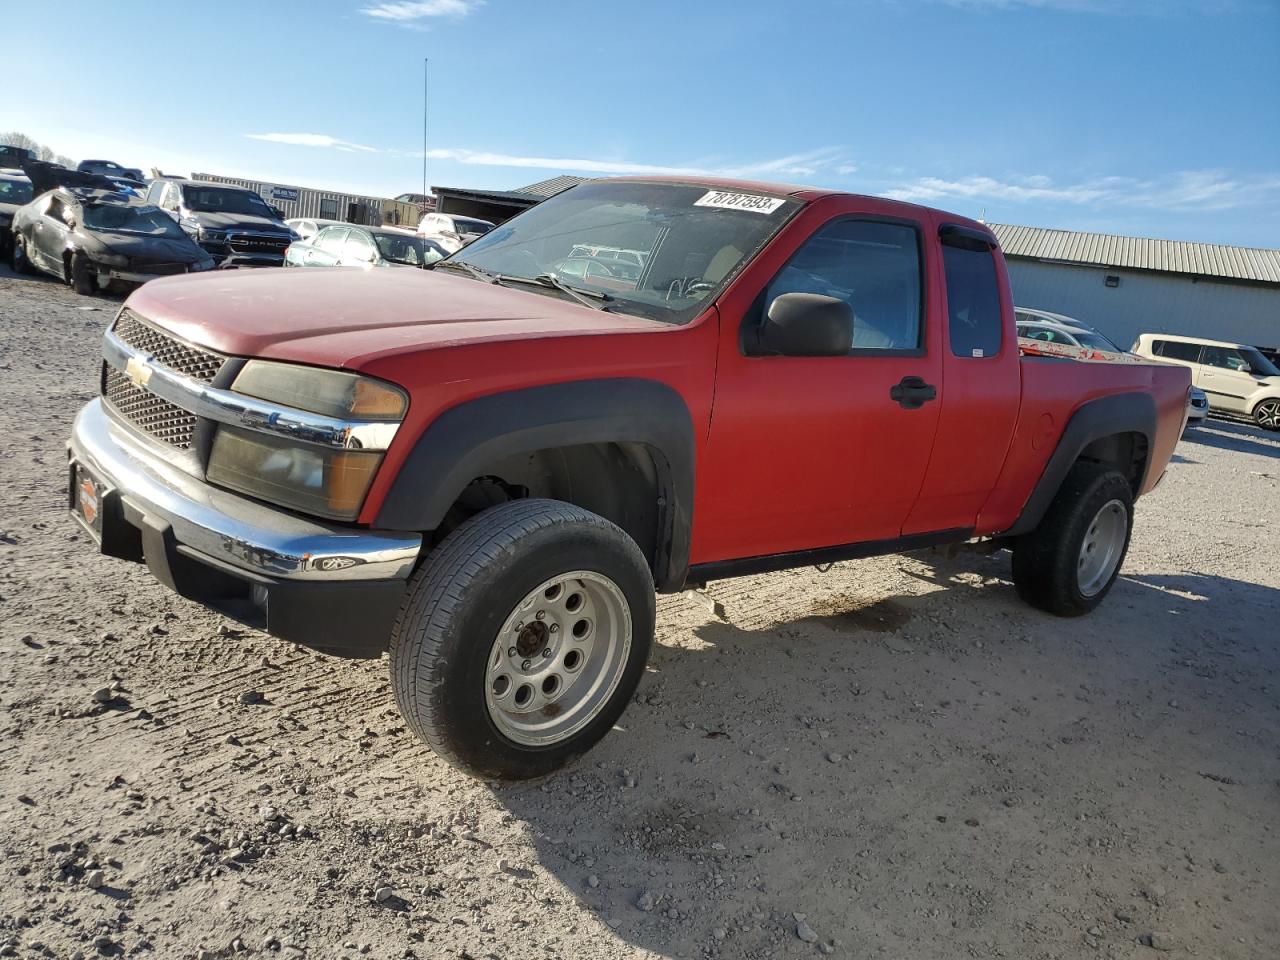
[1,264,1278,960]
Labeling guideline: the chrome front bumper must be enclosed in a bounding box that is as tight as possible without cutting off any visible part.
[70,398,421,583]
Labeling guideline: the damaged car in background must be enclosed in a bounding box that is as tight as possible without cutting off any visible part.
[10,164,214,295]
[0,168,34,262]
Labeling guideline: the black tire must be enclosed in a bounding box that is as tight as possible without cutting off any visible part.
[12,235,36,275]
[1252,398,1280,431]
[69,252,95,295]
[1011,461,1133,617]
[389,499,655,780]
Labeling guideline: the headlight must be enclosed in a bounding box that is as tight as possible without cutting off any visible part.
[205,361,408,520]
[231,360,407,421]
[199,228,228,243]
[207,426,384,521]
[96,252,129,268]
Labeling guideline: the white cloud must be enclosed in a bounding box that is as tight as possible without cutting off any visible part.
[246,132,378,153]
[359,0,481,23]
[881,170,1280,212]
[420,145,850,180]
[242,133,853,182]
[422,148,710,177]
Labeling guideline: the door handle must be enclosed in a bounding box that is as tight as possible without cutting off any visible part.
[890,375,937,409]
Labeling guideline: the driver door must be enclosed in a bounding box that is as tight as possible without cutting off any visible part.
[35,195,71,274]
[696,207,944,564]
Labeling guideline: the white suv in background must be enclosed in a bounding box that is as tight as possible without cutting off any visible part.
[1132,333,1280,431]
[416,213,495,254]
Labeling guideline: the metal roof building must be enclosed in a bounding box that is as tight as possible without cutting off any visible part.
[432,175,589,223]
[990,223,1280,351]
[192,172,422,229]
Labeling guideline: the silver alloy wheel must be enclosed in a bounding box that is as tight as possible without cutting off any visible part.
[1256,399,1280,429]
[484,571,632,747]
[1077,499,1127,597]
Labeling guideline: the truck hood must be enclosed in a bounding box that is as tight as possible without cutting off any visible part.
[124,266,669,367]
[186,210,290,234]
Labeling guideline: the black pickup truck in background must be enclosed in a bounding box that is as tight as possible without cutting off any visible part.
[145,177,296,268]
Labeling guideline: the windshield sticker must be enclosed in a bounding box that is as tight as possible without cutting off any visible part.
[693,190,786,215]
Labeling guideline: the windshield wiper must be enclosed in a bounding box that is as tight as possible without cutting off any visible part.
[499,273,613,311]
[429,259,499,283]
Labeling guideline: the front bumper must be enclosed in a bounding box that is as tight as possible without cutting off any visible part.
[69,398,421,657]
[100,267,188,285]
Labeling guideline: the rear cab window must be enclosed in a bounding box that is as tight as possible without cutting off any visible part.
[940,227,1002,358]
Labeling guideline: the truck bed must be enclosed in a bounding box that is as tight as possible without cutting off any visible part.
[976,348,1191,536]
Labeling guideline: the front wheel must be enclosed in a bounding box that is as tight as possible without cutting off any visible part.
[389,499,655,780]
[69,253,96,295]
[1253,398,1280,431]
[1011,462,1134,617]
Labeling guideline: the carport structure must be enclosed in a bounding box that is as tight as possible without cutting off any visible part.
[431,175,588,224]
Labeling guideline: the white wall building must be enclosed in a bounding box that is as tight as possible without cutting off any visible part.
[990,223,1280,351]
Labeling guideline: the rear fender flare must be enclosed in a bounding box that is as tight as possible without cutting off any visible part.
[374,378,695,591]
[1005,391,1156,537]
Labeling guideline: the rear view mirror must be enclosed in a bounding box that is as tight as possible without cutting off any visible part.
[748,293,853,357]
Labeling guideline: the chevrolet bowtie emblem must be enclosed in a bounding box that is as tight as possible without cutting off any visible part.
[125,355,153,388]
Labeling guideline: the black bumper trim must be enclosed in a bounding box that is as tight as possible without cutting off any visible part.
[95,488,403,659]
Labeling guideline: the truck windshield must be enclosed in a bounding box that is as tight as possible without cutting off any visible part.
[183,186,278,218]
[449,180,801,323]
[452,217,492,236]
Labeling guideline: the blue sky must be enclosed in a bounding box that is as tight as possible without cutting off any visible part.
[5,0,1278,246]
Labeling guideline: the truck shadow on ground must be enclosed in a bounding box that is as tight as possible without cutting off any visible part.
[1182,419,1280,459]
[491,556,1280,957]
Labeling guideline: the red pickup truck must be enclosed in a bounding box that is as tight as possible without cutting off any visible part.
[68,177,1190,778]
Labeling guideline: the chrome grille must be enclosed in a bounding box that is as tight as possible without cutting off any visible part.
[103,366,198,448]
[227,233,290,255]
[112,309,226,384]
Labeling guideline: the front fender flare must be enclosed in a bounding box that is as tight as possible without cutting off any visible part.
[375,378,695,591]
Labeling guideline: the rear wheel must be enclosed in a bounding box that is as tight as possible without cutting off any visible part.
[1253,398,1280,431]
[1011,461,1133,617]
[69,253,95,295]
[389,499,655,780]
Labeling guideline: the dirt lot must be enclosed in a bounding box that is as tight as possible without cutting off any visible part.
[1,264,1277,960]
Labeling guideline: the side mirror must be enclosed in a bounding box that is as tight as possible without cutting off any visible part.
[750,292,853,357]
[1239,363,1253,375]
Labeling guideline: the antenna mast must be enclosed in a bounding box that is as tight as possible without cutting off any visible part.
[427,56,437,207]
